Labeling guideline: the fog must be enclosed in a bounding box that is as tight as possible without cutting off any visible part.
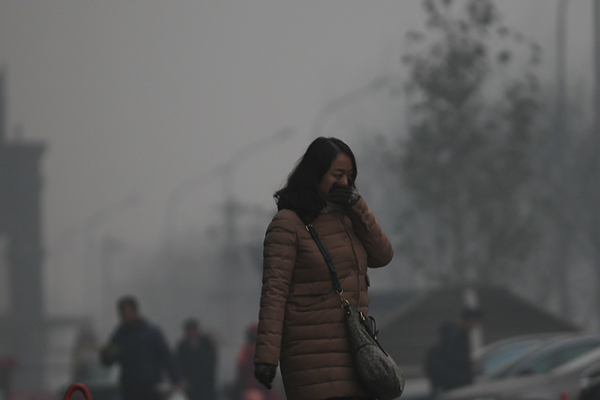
[0,0,598,395]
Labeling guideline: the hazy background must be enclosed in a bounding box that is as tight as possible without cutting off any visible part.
[0,0,598,392]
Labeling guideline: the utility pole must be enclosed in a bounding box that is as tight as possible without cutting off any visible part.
[0,68,5,143]
[594,0,600,137]
[593,0,600,329]
[0,69,46,390]
[556,0,567,148]
[219,127,293,279]
[555,0,571,317]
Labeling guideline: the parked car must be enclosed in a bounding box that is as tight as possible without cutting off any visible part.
[490,334,600,379]
[439,346,600,400]
[405,333,572,400]
[474,332,573,379]
[576,360,600,400]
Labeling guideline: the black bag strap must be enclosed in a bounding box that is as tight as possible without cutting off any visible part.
[305,223,350,308]
[306,223,385,347]
[305,224,342,291]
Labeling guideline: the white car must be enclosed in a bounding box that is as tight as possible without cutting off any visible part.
[440,346,600,400]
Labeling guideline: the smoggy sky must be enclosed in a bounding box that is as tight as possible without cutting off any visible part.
[0,1,596,315]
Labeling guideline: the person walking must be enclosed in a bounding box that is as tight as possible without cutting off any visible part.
[100,296,180,400]
[424,307,483,398]
[175,318,217,400]
[253,137,395,400]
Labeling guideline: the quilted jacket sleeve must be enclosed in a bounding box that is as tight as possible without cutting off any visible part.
[254,210,299,366]
[347,196,394,268]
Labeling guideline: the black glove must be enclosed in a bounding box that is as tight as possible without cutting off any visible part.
[329,183,360,207]
[254,363,277,389]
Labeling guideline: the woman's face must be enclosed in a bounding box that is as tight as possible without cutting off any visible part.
[318,152,354,201]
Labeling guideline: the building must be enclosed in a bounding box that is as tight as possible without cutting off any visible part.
[373,285,579,377]
[0,69,47,390]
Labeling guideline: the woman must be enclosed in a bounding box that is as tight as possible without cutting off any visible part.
[253,137,394,400]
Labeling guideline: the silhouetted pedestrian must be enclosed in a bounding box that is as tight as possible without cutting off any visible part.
[176,318,217,400]
[100,296,180,400]
[424,307,483,398]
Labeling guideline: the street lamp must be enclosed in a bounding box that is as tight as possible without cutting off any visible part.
[219,128,293,246]
[310,75,398,139]
[595,0,600,137]
[555,0,568,151]
[162,128,294,350]
[164,127,294,247]
[81,194,141,332]
[164,164,224,247]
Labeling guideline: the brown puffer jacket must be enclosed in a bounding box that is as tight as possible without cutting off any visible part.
[254,197,394,400]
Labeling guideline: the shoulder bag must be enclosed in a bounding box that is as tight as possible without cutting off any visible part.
[305,223,405,400]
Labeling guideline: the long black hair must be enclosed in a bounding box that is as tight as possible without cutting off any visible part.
[274,137,357,222]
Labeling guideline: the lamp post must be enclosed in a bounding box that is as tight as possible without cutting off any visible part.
[554,0,572,316]
[310,76,397,139]
[594,0,600,137]
[164,164,224,248]
[206,128,294,366]
[164,128,294,251]
[219,128,293,268]
[80,193,141,332]
[50,194,140,313]
[556,0,567,150]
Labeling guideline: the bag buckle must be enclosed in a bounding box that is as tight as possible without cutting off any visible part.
[337,289,350,307]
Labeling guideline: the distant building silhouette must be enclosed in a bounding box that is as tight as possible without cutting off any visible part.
[376,285,579,377]
[0,68,47,389]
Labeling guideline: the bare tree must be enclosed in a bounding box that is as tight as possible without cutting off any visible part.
[394,0,542,285]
